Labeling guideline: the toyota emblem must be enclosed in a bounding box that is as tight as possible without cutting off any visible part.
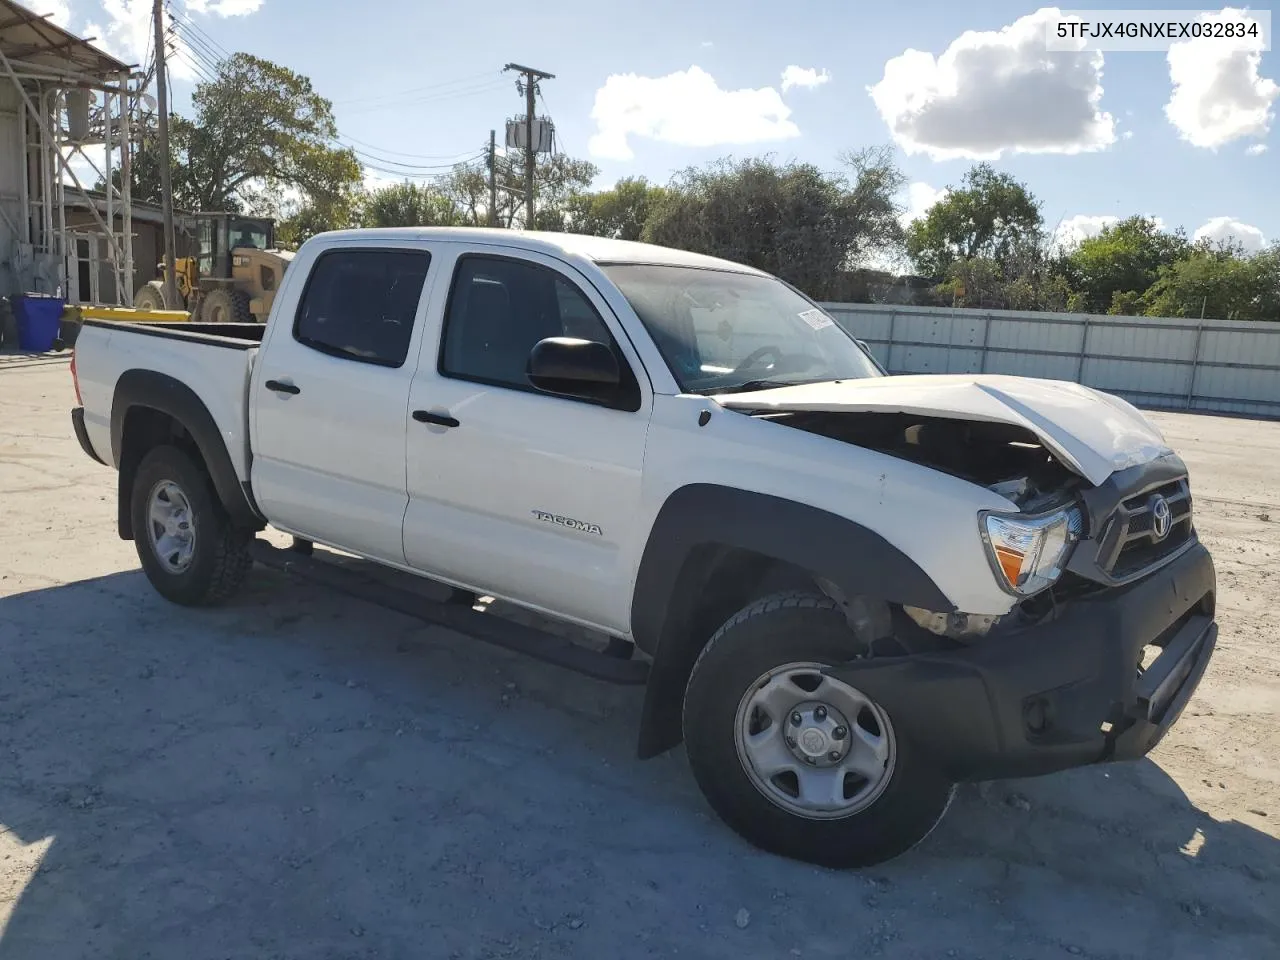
[1151,495,1172,541]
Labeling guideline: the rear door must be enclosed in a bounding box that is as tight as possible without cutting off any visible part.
[402,246,653,633]
[251,240,437,564]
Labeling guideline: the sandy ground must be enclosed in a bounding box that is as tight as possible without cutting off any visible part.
[1,353,1277,960]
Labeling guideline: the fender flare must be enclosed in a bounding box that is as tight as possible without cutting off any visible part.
[630,483,954,759]
[111,369,264,539]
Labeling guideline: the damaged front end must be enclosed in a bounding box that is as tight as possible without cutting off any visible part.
[751,409,1082,508]
[752,408,1091,643]
[748,405,1191,649]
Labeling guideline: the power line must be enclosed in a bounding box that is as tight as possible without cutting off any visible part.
[169,43,218,85]
[536,88,565,156]
[332,70,501,105]
[176,9,233,61]
[344,144,486,169]
[361,159,484,182]
[338,80,509,115]
[169,18,228,77]
[171,22,225,73]
[337,131,481,161]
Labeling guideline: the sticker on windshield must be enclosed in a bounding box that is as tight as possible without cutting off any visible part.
[798,308,834,331]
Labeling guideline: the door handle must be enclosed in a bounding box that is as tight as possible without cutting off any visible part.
[412,410,460,428]
[265,379,300,395]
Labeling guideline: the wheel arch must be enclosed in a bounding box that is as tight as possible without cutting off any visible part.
[111,369,264,540]
[631,484,954,759]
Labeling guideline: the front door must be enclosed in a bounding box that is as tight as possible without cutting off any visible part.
[403,247,652,634]
[251,243,436,564]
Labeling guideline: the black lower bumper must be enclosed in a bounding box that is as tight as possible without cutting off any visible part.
[824,543,1217,781]
[71,406,106,466]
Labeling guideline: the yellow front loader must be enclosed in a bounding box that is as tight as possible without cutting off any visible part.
[135,213,294,323]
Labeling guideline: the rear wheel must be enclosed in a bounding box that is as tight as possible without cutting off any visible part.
[200,287,253,324]
[682,591,955,867]
[130,445,252,606]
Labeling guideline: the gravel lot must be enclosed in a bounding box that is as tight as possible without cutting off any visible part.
[1,353,1277,960]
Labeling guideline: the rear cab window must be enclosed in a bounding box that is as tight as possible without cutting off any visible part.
[293,248,432,367]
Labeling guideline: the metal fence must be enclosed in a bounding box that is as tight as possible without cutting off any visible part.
[821,302,1280,419]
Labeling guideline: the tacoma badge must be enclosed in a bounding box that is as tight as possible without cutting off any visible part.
[532,510,603,536]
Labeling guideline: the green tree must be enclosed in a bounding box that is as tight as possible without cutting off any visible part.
[640,149,906,300]
[112,54,361,225]
[359,181,464,228]
[1063,216,1190,314]
[527,155,599,231]
[177,53,360,213]
[1142,243,1279,321]
[906,163,1043,277]
[941,245,1082,313]
[561,176,668,240]
[438,152,599,229]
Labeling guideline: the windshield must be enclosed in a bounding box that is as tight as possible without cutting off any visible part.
[601,263,883,394]
[229,219,271,250]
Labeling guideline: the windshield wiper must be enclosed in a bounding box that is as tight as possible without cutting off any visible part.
[702,377,826,396]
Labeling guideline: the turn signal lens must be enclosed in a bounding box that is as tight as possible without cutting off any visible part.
[981,508,1079,597]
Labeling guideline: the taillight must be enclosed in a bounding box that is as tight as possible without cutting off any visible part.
[70,349,82,404]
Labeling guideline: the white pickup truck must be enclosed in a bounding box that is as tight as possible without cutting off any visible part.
[69,228,1218,867]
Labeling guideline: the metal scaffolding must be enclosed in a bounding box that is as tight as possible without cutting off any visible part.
[0,0,143,305]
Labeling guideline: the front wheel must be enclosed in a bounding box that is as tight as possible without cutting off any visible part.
[682,592,955,867]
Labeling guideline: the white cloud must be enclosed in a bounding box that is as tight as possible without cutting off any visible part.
[700,40,714,49]
[83,1,163,75]
[188,0,264,15]
[868,7,1116,160]
[781,65,831,92]
[1165,8,1277,148]
[588,66,799,161]
[16,0,71,28]
[1052,214,1119,249]
[83,0,266,82]
[1194,216,1267,253]
[1246,143,1268,155]
[900,181,948,227]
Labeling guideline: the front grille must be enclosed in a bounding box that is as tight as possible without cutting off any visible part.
[1099,478,1194,580]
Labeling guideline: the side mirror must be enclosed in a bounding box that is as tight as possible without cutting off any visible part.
[528,337,621,402]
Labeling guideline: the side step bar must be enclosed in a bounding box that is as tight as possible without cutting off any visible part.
[248,538,650,685]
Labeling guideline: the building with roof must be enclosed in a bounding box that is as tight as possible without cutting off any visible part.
[0,0,144,305]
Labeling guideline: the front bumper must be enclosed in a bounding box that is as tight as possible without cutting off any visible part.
[823,542,1217,781]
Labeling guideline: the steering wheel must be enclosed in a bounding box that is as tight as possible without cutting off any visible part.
[732,345,784,375]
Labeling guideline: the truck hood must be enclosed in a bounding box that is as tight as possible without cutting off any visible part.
[715,374,1171,487]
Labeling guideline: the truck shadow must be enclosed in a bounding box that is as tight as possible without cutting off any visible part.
[1,566,1276,959]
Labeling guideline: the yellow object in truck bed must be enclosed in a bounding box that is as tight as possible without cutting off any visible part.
[72,305,193,323]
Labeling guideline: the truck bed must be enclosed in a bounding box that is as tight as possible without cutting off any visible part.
[73,319,261,479]
[86,320,267,344]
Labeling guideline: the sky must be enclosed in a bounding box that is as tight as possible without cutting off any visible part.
[25,0,1280,258]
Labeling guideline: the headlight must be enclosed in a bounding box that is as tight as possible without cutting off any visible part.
[980,507,1080,597]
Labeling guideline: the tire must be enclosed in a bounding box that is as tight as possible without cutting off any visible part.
[134,280,172,312]
[129,445,252,607]
[200,287,253,324]
[682,591,955,868]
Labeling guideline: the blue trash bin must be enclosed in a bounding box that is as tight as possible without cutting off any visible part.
[15,294,65,352]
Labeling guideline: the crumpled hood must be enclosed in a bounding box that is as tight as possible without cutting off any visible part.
[716,374,1172,487]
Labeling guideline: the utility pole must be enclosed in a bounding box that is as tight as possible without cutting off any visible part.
[503,63,553,229]
[152,0,178,307]
[487,129,497,228]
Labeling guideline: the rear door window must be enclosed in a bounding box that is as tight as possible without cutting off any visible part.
[294,249,431,367]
